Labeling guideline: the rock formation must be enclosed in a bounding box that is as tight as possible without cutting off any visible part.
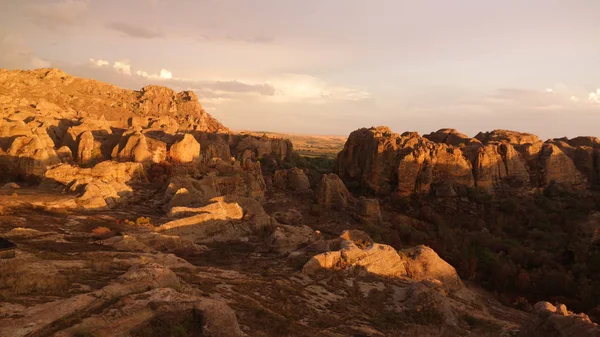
[168,134,200,163]
[157,196,277,242]
[273,167,310,191]
[44,161,145,209]
[338,126,600,196]
[317,173,351,209]
[518,301,600,336]
[302,230,463,292]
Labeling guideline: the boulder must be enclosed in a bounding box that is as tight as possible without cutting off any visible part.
[356,197,382,223]
[169,134,200,163]
[76,130,96,164]
[157,196,277,243]
[317,173,350,209]
[303,239,407,278]
[112,131,153,163]
[303,230,406,278]
[266,225,318,254]
[6,134,60,179]
[400,245,463,292]
[55,146,73,163]
[273,168,310,191]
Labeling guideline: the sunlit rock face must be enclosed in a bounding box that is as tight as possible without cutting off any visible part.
[337,126,599,196]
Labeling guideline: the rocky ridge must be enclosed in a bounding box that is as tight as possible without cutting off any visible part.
[338,126,599,196]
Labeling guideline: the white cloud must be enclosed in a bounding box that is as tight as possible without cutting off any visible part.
[79,57,370,106]
[89,58,109,67]
[265,74,371,104]
[134,68,173,80]
[570,96,580,102]
[589,89,600,104]
[113,61,131,75]
[545,88,554,93]
[159,69,172,79]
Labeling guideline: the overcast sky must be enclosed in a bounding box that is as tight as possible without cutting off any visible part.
[1,0,599,138]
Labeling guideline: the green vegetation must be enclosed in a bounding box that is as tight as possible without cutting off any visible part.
[284,153,336,174]
[377,187,600,320]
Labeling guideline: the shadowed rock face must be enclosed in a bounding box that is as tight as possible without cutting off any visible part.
[519,301,600,337]
[338,126,600,196]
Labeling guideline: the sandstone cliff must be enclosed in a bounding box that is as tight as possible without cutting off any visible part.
[338,126,600,196]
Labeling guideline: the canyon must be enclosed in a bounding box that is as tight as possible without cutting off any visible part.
[0,68,599,337]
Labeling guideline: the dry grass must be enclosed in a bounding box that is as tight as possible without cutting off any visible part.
[0,259,70,300]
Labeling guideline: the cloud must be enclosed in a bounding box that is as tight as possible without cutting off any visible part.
[209,80,275,96]
[89,58,109,67]
[265,74,371,104]
[589,89,600,104]
[25,0,89,29]
[0,32,50,69]
[159,69,172,79]
[75,58,370,109]
[106,21,163,39]
[113,61,131,75]
[135,68,172,80]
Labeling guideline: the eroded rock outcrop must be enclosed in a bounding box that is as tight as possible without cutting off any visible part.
[317,173,351,209]
[0,262,243,337]
[518,301,600,337]
[169,133,200,163]
[164,159,266,210]
[6,135,60,179]
[233,134,293,161]
[273,167,310,191]
[355,197,382,223]
[338,126,600,196]
[157,196,277,242]
[302,230,463,292]
[0,68,229,133]
[44,161,145,209]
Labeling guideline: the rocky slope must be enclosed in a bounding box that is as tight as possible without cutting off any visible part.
[337,126,599,197]
[0,68,293,184]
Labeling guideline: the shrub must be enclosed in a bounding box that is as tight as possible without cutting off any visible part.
[499,198,519,214]
[309,203,322,216]
[91,226,114,240]
[136,217,152,227]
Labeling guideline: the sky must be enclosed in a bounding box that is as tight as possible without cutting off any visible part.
[1,0,600,138]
